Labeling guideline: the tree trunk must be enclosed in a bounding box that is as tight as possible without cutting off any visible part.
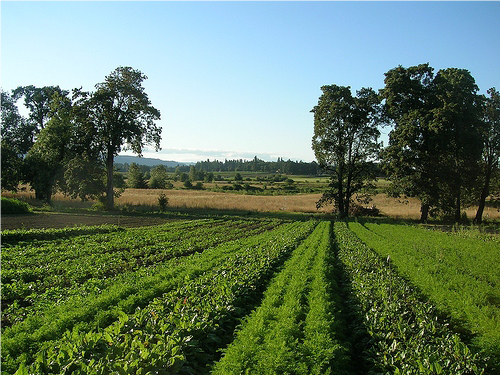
[45,186,52,205]
[420,203,430,222]
[454,188,461,222]
[35,189,44,201]
[106,152,115,211]
[337,175,344,217]
[420,203,430,223]
[343,185,351,219]
[475,172,491,224]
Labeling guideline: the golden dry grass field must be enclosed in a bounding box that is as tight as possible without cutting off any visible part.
[117,189,330,213]
[3,187,499,221]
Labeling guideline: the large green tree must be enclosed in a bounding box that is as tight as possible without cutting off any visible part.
[22,92,73,202]
[380,64,484,221]
[88,67,162,210]
[1,90,30,191]
[58,88,107,202]
[311,85,381,218]
[127,162,147,188]
[380,64,440,221]
[12,85,69,137]
[432,68,484,221]
[149,164,169,189]
[475,87,500,223]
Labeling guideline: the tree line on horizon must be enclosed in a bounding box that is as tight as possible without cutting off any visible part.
[116,156,319,175]
[312,63,499,223]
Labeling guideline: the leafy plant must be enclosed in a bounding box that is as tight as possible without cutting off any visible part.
[158,192,168,212]
[333,221,488,374]
[1,197,32,214]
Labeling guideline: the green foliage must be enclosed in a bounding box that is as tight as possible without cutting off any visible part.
[348,220,500,371]
[12,85,69,131]
[0,90,32,191]
[0,141,24,192]
[311,85,381,217]
[333,221,488,374]
[213,221,351,374]
[75,66,162,209]
[380,64,485,221]
[148,164,169,189]
[476,87,500,223]
[2,219,314,374]
[62,154,106,202]
[1,219,280,348]
[158,193,168,212]
[1,197,32,214]
[2,216,496,374]
[380,64,438,221]
[127,162,147,188]
[1,224,123,244]
[195,157,318,175]
[23,94,74,203]
[1,89,34,155]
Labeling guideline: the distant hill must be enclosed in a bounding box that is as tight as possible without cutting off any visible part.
[115,155,192,168]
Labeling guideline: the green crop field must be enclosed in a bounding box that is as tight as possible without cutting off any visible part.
[1,217,497,374]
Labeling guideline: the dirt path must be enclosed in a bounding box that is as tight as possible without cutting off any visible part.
[1,212,171,230]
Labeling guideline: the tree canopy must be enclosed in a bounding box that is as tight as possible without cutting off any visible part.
[380,64,485,221]
[379,63,441,221]
[311,84,381,218]
[1,90,29,191]
[475,87,500,223]
[89,67,162,209]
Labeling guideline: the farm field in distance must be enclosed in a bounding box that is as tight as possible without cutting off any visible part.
[3,174,500,223]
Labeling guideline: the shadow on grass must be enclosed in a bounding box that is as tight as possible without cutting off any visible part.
[348,215,500,234]
[32,204,336,223]
[329,223,374,374]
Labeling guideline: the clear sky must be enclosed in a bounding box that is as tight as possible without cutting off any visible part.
[2,1,499,163]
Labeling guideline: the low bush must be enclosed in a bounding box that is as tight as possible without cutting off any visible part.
[1,197,32,214]
[349,203,380,217]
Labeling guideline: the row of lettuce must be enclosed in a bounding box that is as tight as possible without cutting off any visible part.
[2,217,292,373]
[2,218,498,374]
[346,220,500,373]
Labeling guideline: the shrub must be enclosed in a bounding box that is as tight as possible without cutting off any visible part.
[193,182,204,190]
[158,193,168,212]
[349,203,380,217]
[1,197,32,214]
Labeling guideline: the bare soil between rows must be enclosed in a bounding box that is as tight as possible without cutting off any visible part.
[1,212,171,231]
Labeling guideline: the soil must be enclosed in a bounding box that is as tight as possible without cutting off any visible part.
[0,212,171,231]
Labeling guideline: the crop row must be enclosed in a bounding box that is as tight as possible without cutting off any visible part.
[211,221,351,375]
[4,220,318,374]
[1,218,281,328]
[347,220,500,372]
[1,224,126,245]
[333,221,488,374]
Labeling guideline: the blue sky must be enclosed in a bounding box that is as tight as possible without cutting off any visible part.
[2,1,499,163]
